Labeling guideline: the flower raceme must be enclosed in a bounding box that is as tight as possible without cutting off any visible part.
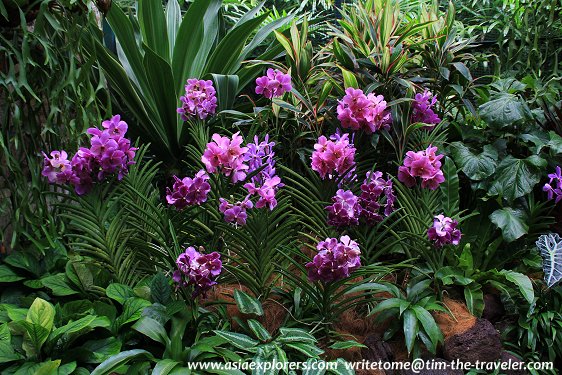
[177,79,217,120]
[166,170,211,209]
[306,236,361,283]
[311,132,356,180]
[41,115,137,195]
[543,166,562,203]
[337,87,392,134]
[397,145,445,190]
[219,196,254,226]
[173,246,222,297]
[325,171,396,227]
[411,90,441,127]
[427,215,461,247]
[255,68,292,99]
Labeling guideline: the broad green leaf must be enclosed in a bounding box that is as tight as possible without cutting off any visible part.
[21,322,50,358]
[449,143,497,181]
[49,315,98,343]
[489,156,543,201]
[499,270,534,304]
[150,273,171,306]
[214,331,259,350]
[411,305,443,353]
[82,337,123,364]
[91,349,154,375]
[277,327,316,343]
[106,283,135,304]
[464,283,485,316]
[489,207,529,243]
[153,359,180,375]
[535,234,562,288]
[41,274,78,296]
[479,92,529,128]
[233,289,263,316]
[133,316,170,345]
[247,319,271,342]
[166,0,181,56]
[328,340,367,350]
[211,74,239,112]
[339,66,358,89]
[34,360,61,375]
[115,298,152,329]
[0,265,24,283]
[326,358,353,375]
[285,342,324,357]
[27,298,55,332]
[403,309,418,355]
[139,0,169,60]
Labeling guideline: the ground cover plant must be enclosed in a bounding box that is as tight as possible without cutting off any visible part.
[1,0,562,374]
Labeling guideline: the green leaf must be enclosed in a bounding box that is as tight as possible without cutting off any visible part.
[49,315,98,343]
[0,265,24,283]
[339,66,358,89]
[165,0,181,55]
[452,62,472,81]
[479,93,529,128]
[449,143,497,181]
[34,360,61,375]
[214,331,259,351]
[82,337,123,364]
[285,342,324,357]
[328,340,367,350]
[247,319,271,342]
[0,323,22,363]
[403,309,418,355]
[153,359,180,375]
[490,207,529,243]
[439,157,460,216]
[139,0,169,60]
[464,283,485,316]
[489,156,543,202]
[91,349,154,375]
[27,298,55,332]
[150,273,171,305]
[133,316,170,345]
[233,289,263,316]
[115,298,152,329]
[211,74,239,112]
[41,274,78,296]
[547,131,562,154]
[536,233,562,288]
[499,270,534,304]
[21,322,50,358]
[411,305,443,353]
[277,327,316,343]
[326,358,353,375]
[106,283,135,304]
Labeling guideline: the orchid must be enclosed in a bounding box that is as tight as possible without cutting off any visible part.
[411,90,441,127]
[311,132,356,180]
[255,68,292,98]
[306,235,361,283]
[166,170,211,209]
[337,87,392,133]
[427,215,461,247]
[173,246,222,297]
[398,145,445,190]
[543,166,562,203]
[177,79,217,120]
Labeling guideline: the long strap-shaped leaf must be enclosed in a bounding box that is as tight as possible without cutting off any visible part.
[138,0,170,61]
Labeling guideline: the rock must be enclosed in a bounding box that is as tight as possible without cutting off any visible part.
[443,319,502,363]
[482,293,505,323]
[499,351,527,375]
[400,358,463,375]
[361,333,394,362]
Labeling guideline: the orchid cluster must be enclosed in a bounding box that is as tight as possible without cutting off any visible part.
[427,215,461,247]
[325,171,396,227]
[311,133,356,180]
[243,135,283,210]
[306,235,361,283]
[411,90,441,127]
[198,133,283,225]
[173,246,222,297]
[177,79,217,120]
[41,115,137,195]
[397,145,445,190]
[543,166,562,203]
[337,87,392,134]
[219,197,253,226]
[166,170,211,209]
[202,132,249,184]
[255,68,292,99]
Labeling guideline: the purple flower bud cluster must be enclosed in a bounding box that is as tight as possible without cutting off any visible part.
[173,246,222,297]
[427,215,461,247]
[243,135,284,210]
[411,90,441,127]
[397,145,445,190]
[177,79,217,120]
[255,68,292,99]
[337,87,392,134]
[41,115,137,195]
[359,171,396,224]
[543,166,562,203]
[306,235,361,283]
[166,170,211,209]
[219,196,253,226]
[202,132,249,184]
[311,133,356,180]
[325,172,396,227]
